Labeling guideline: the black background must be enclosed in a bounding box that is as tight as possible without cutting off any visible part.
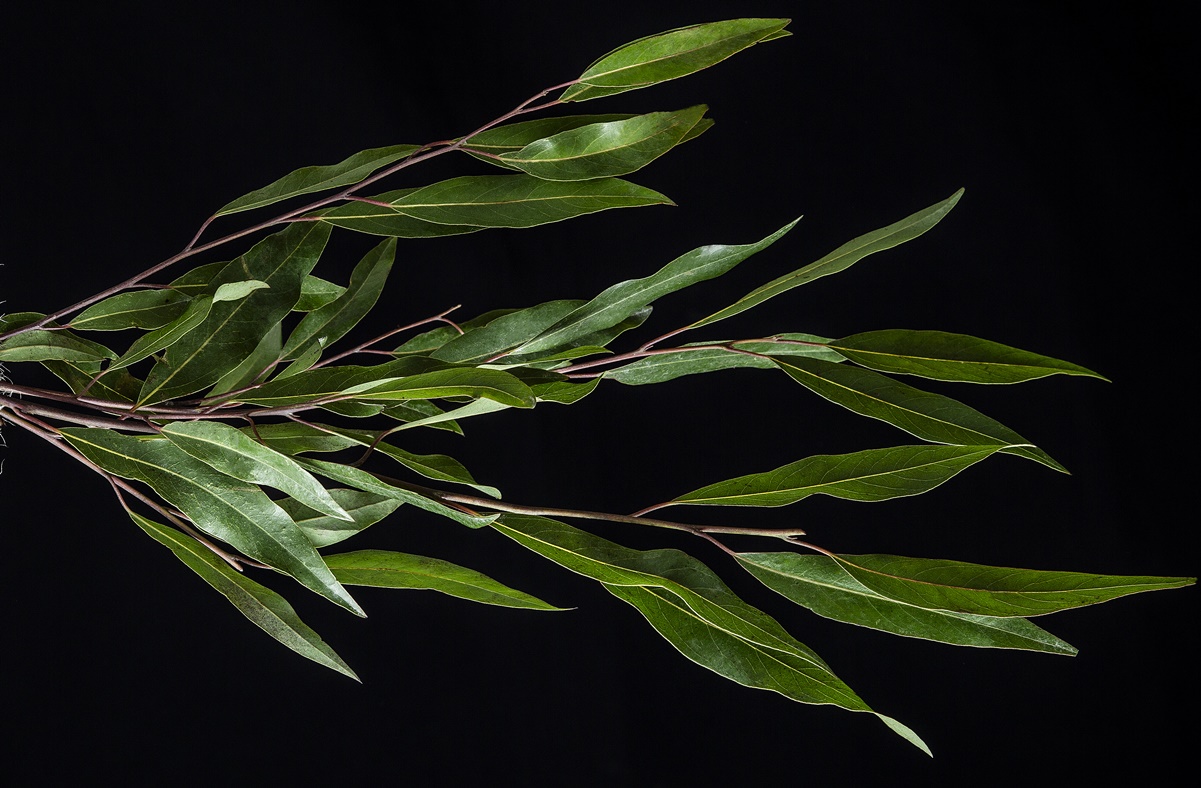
[2,2,1195,784]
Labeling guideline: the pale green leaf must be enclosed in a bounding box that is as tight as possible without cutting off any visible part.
[213,280,270,302]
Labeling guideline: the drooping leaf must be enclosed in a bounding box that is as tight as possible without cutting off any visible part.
[139,222,331,405]
[106,295,214,373]
[497,106,709,181]
[70,289,190,331]
[0,327,116,363]
[318,175,671,232]
[824,554,1196,618]
[604,333,840,385]
[295,275,347,312]
[276,490,403,547]
[129,512,358,679]
[773,355,1065,471]
[560,18,791,102]
[282,238,395,361]
[493,513,927,752]
[216,143,421,216]
[829,330,1107,384]
[693,190,963,329]
[296,457,498,529]
[737,552,1078,655]
[325,550,564,610]
[666,445,1000,508]
[431,300,585,364]
[161,421,353,521]
[514,219,799,356]
[61,428,363,616]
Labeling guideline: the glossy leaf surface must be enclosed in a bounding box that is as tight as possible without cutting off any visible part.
[432,300,584,364]
[561,18,791,102]
[295,275,346,311]
[70,289,189,331]
[106,295,214,373]
[276,490,403,548]
[349,366,535,408]
[0,328,115,363]
[325,550,563,610]
[737,552,1077,655]
[604,334,839,385]
[130,512,358,679]
[830,330,1107,384]
[693,190,962,329]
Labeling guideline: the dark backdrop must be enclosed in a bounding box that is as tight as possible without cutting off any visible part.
[2,2,1194,783]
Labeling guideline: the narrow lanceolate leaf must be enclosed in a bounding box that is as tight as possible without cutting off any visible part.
[297,458,498,529]
[382,401,464,434]
[737,552,1078,655]
[431,300,584,364]
[604,333,840,386]
[324,550,564,611]
[0,328,116,363]
[463,114,636,159]
[129,512,358,679]
[773,356,1065,472]
[693,190,963,329]
[295,275,346,311]
[282,238,395,361]
[497,106,709,181]
[70,289,189,331]
[825,554,1196,618]
[61,429,363,616]
[385,398,509,433]
[41,359,143,403]
[161,421,352,521]
[829,330,1107,384]
[319,175,671,232]
[205,321,282,397]
[106,295,214,373]
[493,513,926,752]
[319,425,501,498]
[241,422,361,456]
[515,219,800,356]
[349,366,536,408]
[667,445,1000,508]
[276,490,402,548]
[216,143,421,216]
[168,261,228,297]
[139,222,331,405]
[560,18,791,102]
[229,356,440,408]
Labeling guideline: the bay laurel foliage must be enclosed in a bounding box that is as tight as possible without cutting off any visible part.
[0,18,1191,755]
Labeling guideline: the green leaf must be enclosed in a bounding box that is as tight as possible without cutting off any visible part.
[693,190,963,329]
[297,457,498,529]
[737,552,1078,655]
[463,114,637,162]
[139,222,331,405]
[167,262,227,297]
[282,238,395,361]
[70,289,190,331]
[105,295,214,373]
[276,490,402,548]
[667,445,1000,508]
[295,275,347,311]
[773,355,1065,472]
[161,421,353,521]
[824,554,1196,618]
[496,106,709,181]
[230,356,440,407]
[129,512,358,679]
[515,219,799,356]
[0,327,116,363]
[493,513,926,752]
[61,429,363,616]
[561,18,791,102]
[212,280,270,302]
[319,175,671,232]
[205,321,282,397]
[216,144,421,216]
[604,333,839,385]
[431,300,585,364]
[324,550,564,610]
[381,401,464,434]
[349,366,536,408]
[241,422,361,455]
[829,330,1108,384]
[318,425,500,497]
[40,359,143,403]
[385,398,509,433]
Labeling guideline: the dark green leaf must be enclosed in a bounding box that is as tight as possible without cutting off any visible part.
[515,220,799,356]
[348,366,535,408]
[431,300,584,364]
[216,144,421,216]
[668,445,1000,508]
[40,359,143,403]
[830,330,1107,384]
[464,114,637,166]
[604,333,839,385]
[276,490,403,547]
[385,398,509,433]
[319,425,500,497]
[167,262,227,297]
[205,321,282,397]
[130,512,358,679]
[319,175,671,231]
[139,222,331,405]
[228,352,440,408]
[295,275,347,312]
[241,422,360,455]
[381,401,463,434]
[497,106,709,181]
[161,421,353,521]
[826,554,1196,617]
[70,289,190,331]
[106,295,215,373]
[693,190,963,329]
[561,18,791,102]
[0,327,116,363]
[282,238,395,361]
[773,356,1065,471]
[62,428,363,615]
[325,550,564,610]
[737,552,1077,655]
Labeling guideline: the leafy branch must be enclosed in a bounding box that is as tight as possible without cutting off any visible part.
[0,18,1191,757]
